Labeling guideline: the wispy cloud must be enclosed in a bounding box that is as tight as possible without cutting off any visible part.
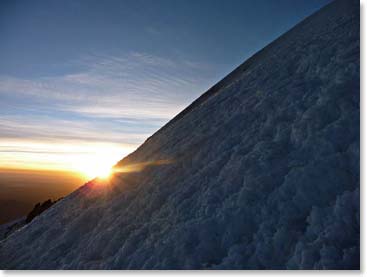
[0,116,148,144]
[0,52,214,120]
[0,52,217,172]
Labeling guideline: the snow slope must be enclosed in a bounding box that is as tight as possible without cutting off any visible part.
[0,0,359,269]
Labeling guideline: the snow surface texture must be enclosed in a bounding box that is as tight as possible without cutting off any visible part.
[0,0,359,269]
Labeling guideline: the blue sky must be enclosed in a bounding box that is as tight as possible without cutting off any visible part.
[0,0,331,175]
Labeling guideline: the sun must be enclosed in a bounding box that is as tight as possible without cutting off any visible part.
[71,152,118,180]
[78,163,113,180]
[94,165,112,179]
[65,143,134,181]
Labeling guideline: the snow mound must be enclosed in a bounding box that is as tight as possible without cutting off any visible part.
[0,0,359,269]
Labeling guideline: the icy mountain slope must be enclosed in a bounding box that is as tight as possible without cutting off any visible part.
[0,0,359,269]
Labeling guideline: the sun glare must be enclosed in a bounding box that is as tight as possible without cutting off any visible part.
[0,139,136,180]
[72,153,119,180]
[65,143,134,180]
[79,163,113,179]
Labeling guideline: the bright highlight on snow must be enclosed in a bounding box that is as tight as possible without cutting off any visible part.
[113,159,173,174]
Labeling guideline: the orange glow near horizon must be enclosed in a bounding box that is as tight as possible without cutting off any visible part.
[0,138,137,180]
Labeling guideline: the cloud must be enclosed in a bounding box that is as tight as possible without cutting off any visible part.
[0,136,135,174]
[0,115,149,144]
[0,52,215,120]
[0,52,218,172]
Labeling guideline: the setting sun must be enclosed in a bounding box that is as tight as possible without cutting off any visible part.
[0,138,136,180]
[76,162,113,179]
[69,144,130,180]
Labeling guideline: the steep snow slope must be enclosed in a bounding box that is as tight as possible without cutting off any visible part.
[0,0,359,269]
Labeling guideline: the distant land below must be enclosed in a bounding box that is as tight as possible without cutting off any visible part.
[0,168,86,224]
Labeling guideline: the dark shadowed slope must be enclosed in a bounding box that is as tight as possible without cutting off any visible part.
[0,0,359,269]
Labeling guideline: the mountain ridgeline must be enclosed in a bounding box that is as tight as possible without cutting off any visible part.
[0,0,359,269]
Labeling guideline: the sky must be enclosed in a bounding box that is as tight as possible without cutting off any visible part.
[0,0,331,179]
